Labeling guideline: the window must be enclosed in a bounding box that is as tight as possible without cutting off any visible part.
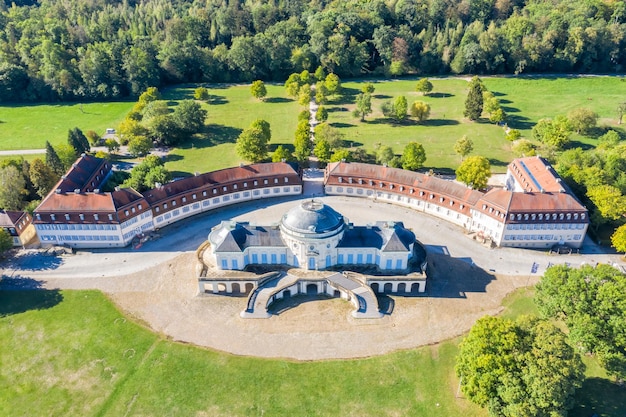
[124,210,129,216]
[531,214,536,220]
[254,180,258,186]
[264,179,268,185]
[213,189,217,194]
[182,197,187,202]
[65,214,70,220]
[192,194,196,200]
[155,207,160,213]
[79,214,84,220]
[517,214,522,220]
[538,213,543,220]
[164,203,168,209]
[274,178,278,184]
[243,182,248,188]
[172,200,176,206]
[202,191,207,196]
[108,214,113,221]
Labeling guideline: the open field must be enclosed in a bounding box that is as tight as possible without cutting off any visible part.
[1,77,624,176]
[0,286,622,417]
[0,101,134,150]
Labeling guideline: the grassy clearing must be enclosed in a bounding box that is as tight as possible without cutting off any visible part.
[2,77,624,176]
[0,101,134,150]
[0,287,623,417]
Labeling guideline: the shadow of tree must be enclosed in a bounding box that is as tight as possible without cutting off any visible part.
[566,140,594,151]
[4,251,64,271]
[269,143,295,152]
[373,94,393,99]
[193,124,242,147]
[506,114,534,130]
[0,277,63,317]
[264,97,292,104]
[422,119,461,127]
[488,157,508,168]
[208,95,228,105]
[570,377,626,417]
[327,106,350,113]
[329,122,356,129]
[428,92,454,98]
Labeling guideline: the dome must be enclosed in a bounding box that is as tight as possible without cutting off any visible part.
[281,200,344,235]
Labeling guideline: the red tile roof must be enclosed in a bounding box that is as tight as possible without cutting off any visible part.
[0,210,28,228]
[508,156,565,193]
[36,192,117,213]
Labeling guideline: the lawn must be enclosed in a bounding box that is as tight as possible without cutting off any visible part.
[1,77,624,176]
[0,287,623,417]
[162,76,626,176]
[0,101,134,150]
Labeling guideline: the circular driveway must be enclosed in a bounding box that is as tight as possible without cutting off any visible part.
[3,194,624,360]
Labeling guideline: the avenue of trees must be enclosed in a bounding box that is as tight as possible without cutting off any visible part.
[2,0,626,102]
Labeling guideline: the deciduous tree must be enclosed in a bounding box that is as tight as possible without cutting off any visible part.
[194,87,210,101]
[250,80,267,101]
[567,107,598,134]
[235,122,271,163]
[611,224,626,255]
[532,116,572,149]
[536,264,626,379]
[353,93,372,121]
[415,78,433,95]
[29,158,58,198]
[330,148,352,162]
[0,228,12,256]
[173,100,207,134]
[316,106,328,123]
[298,84,312,107]
[410,101,431,122]
[272,145,292,162]
[324,73,341,96]
[376,145,395,165]
[456,155,491,189]
[454,135,473,160]
[128,136,153,157]
[0,165,26,210]
[294,120,312,162]
[456,315,584,417]
[401,142,426,171]
[313,138,332,163]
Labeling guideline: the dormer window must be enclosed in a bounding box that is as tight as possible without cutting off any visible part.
[65,214,70,220]
[531,214,536,220]
[254,180,258,186]
[524,214,529,220]
[94,214,99,221]
[243,183,248,188]
[430,194,435,199]
[125,210,129,216]
[274,178,278,184]
[284,177,289,183]
[348,177,353,184]
[108,214,113,221]
[440,197,445,203]
[263,179,268,185]
[213,189,217,194]
[223,186,228,191]
[182,197,187,202]
[338,177,343,183]
[79,214,84,220]
[36,214,41,221]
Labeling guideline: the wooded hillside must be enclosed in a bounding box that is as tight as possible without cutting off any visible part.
[1,0,624,101]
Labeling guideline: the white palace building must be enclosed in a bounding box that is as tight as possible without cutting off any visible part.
[31,154,588,251]
[208,200,417,271]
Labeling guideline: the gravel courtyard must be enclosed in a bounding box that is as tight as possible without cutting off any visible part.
[3,195,623,360]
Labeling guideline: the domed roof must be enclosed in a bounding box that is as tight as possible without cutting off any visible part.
[281,200,344,235]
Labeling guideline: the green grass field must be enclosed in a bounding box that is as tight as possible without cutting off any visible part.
[1,287,623,417]
[0,101,134,150]
[1,77,624,176]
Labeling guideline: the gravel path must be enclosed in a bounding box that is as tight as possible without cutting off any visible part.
[2,195,623,360]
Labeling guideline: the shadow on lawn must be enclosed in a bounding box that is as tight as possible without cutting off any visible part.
[570,377,626,417]
[265,97,292,104]
[0,277,63,317]
[194,124,242,147]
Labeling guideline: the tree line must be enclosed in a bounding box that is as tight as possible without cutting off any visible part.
[1,0,625,102]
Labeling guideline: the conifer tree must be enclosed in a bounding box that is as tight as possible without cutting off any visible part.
[45,141,65,176]
[464,77,484,121]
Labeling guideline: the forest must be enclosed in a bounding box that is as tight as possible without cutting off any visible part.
[1,0,625,102]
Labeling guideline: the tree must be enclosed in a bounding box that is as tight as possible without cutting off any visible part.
[142,101,170,121]
[315,81,329,105]
[587,184,626,224]
[86,130,100,146]
[314,66,326,82]
[294,120,312,162]
[618,102,626,125]
[456,316,584,417]
[128,136,153,157]
[611,224,626,255]
[172,100,207,134]
[235,122,271,163]
[568,107,598,134]
[272,145,292,162]
[0,228,12,256]
[55,144,78,171]
[122,155,170,192]
[535,264,626,380]
[532,116,572,149]
[316,106,328,124]
[314,123,344,148]
[353,93,372,121]
[409,101,431,122]
[138,87,161,105]
[505,129,521,141]
[68,127,90,155]
[361,82,375,94]
[250,80,267,101]
[104,138,120,153]
[376,145,395,166]
[194,87,210,101]
[489,108,506,124]
[298,84,312,107]
[119,119,150,141]
[393,96,408,122]
[313,139,332,163]
[330,148,352,162]
[415,78,433,95]
[45,141,65,176]
[464,76,484,121]
[148,115,185,146]
[0,165,26,210]
[401,142,426,171]
[454,136,473,160]
[511,139,536,157]
[29,159,58,198]
[324,73,341,96]
[456,156,491,189]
